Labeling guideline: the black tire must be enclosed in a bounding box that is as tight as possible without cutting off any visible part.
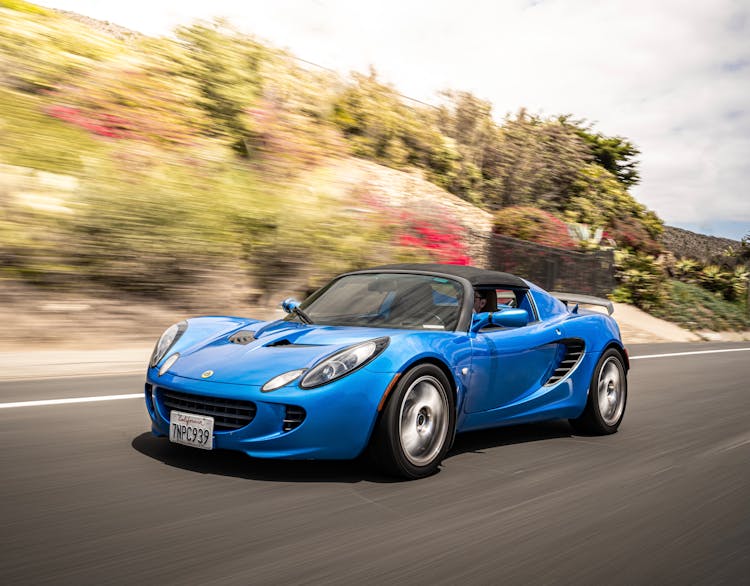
[371,364,456,479]
[569,348,627,435]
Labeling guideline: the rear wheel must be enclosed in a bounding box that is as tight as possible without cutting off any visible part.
[569,348,627,435]
[371,364,455,479]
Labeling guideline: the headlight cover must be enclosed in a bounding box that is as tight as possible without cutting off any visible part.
[300,337,389,389]
[150,321,188,367]
[261,369,306,392]
[158,352,180,377]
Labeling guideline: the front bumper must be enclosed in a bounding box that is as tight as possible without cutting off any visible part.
[145,367,392,460]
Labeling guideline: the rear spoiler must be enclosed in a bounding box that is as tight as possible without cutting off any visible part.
[550,292,614,316]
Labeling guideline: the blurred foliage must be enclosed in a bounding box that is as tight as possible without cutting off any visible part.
[607,216,662,256]
[651,280,750,331]
[433,98,594,210]
[174,21,266,156]
[610,250,667,310]
[0,0,50,15]
[730,232,750,265]
[493,206,576,249]
[564,164,663,241]
[694,265,749,302]
[0,5,123,92]
[47,57,209,144]
[673,258,701,282]
[332,70,457,184]
[0,87,107,173]
[667,231,749,303]
[1,4,678,313]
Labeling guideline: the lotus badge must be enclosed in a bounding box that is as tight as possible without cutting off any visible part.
[201,370,214,379]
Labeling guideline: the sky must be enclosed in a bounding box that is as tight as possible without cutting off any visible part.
[37,0,750,240]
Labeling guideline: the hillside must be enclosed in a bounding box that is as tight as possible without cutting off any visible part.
[1,1,747,339]
[50,8,143,42]
[662,225,740,262]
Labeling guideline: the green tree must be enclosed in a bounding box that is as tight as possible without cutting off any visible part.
[332,69,461,183]
[561,117,641,187]
[488,110,592,210]
[175,21,266,156]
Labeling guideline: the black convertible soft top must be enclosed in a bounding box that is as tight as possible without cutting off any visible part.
[366,263,528,289]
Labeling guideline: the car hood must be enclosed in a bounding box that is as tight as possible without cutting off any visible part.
[168,319,401,386]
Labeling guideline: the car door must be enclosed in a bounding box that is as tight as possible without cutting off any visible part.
[464,289,563,414]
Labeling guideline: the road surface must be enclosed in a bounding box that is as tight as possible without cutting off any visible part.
[1,342,748,584]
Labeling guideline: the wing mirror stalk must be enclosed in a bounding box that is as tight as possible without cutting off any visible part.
[281,298,313,324]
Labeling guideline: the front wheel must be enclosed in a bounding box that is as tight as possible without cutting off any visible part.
[371,364,455,479]
[569,348,627,435]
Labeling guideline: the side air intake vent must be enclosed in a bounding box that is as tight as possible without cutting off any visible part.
[544,339,585,386]
[283,405,306,432]
[229,330,255,345]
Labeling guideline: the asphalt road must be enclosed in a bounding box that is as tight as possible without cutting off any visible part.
[1,342,749,584]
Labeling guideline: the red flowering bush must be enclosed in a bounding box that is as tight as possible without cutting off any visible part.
[356,191,472,265]
[45,62,207,145]
[493,206,576,249]
[398,219,471,265]
[46,105,132,139]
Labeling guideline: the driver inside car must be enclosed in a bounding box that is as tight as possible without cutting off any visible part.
[473,289,497,313]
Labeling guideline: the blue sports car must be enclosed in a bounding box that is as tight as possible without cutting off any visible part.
[144,264,628,479]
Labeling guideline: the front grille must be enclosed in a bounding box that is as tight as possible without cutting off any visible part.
[544,339,585,386]
[158,388,257,431]
[283,405,306,432]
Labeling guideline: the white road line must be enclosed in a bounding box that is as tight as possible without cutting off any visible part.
[0,393,142,409]
[630,347,750,360]
[3,346,749,409]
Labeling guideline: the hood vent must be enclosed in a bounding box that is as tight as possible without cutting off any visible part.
[229,330,256,345]
[265,339,322,348]
[544,339,585,386]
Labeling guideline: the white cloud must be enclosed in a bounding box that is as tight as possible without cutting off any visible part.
[35,0,750,236]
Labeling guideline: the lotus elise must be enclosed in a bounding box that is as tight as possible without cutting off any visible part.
[144,264,628,479]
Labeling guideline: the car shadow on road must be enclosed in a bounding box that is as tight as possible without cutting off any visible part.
[131,432,395,483]
[132,420,574,483]
[448,420,574,459]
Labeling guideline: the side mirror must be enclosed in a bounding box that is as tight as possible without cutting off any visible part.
[281,298,300,314]
[470,309,529,333]
[493,308,529,328]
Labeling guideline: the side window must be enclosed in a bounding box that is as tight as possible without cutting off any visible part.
[474,287,536,328]
[495,289,517,308]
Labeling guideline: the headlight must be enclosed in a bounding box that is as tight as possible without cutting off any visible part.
[150,321,188,367]
[158,353,180,376]
[300,337,389,389]
[261,369,306,392]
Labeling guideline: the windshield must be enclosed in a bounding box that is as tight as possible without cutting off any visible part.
[293,273,464,330]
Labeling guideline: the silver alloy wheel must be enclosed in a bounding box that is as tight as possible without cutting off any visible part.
[398,375,449,466]
[597,356,625,426]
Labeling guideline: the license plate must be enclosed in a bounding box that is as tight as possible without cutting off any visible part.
[169,410,214,450]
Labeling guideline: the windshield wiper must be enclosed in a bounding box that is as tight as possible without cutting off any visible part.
[292,306,314,325]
